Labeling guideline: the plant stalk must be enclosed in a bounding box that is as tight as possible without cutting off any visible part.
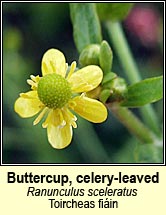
[108,103,155,144]
[106,21,161,137]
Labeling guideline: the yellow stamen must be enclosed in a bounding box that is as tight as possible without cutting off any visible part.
[67,61,76,79]
[62,108,77,128]
[42,110,52,128]
[33,107,48,125]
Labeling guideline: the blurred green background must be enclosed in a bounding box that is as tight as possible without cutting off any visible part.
[3,3,163,164]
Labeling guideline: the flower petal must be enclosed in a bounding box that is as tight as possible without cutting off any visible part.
[68,65,103,93]
[14,91,43,118]
[41,49,66,77]
[70,96,107,123]
[47,123,73,149]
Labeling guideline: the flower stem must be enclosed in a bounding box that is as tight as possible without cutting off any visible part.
[108,103,155,144]
[106,21,141,83]
[106,21,161,137]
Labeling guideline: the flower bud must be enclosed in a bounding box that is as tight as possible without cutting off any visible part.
[99,40,113,75]
[108,77,128,102]
[79,44,100,67]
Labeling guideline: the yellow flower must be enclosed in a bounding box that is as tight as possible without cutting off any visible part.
[14,49,107,149]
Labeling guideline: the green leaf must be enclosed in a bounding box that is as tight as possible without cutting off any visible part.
[121,76,163,107]
[70,3,102,53]
[96,3,134,21]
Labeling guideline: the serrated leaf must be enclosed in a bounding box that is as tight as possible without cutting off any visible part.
[70,3,102,53]
[96,3,134,21]
[121,76,163,107]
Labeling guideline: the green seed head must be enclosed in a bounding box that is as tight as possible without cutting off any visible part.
[37,73,72,109]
